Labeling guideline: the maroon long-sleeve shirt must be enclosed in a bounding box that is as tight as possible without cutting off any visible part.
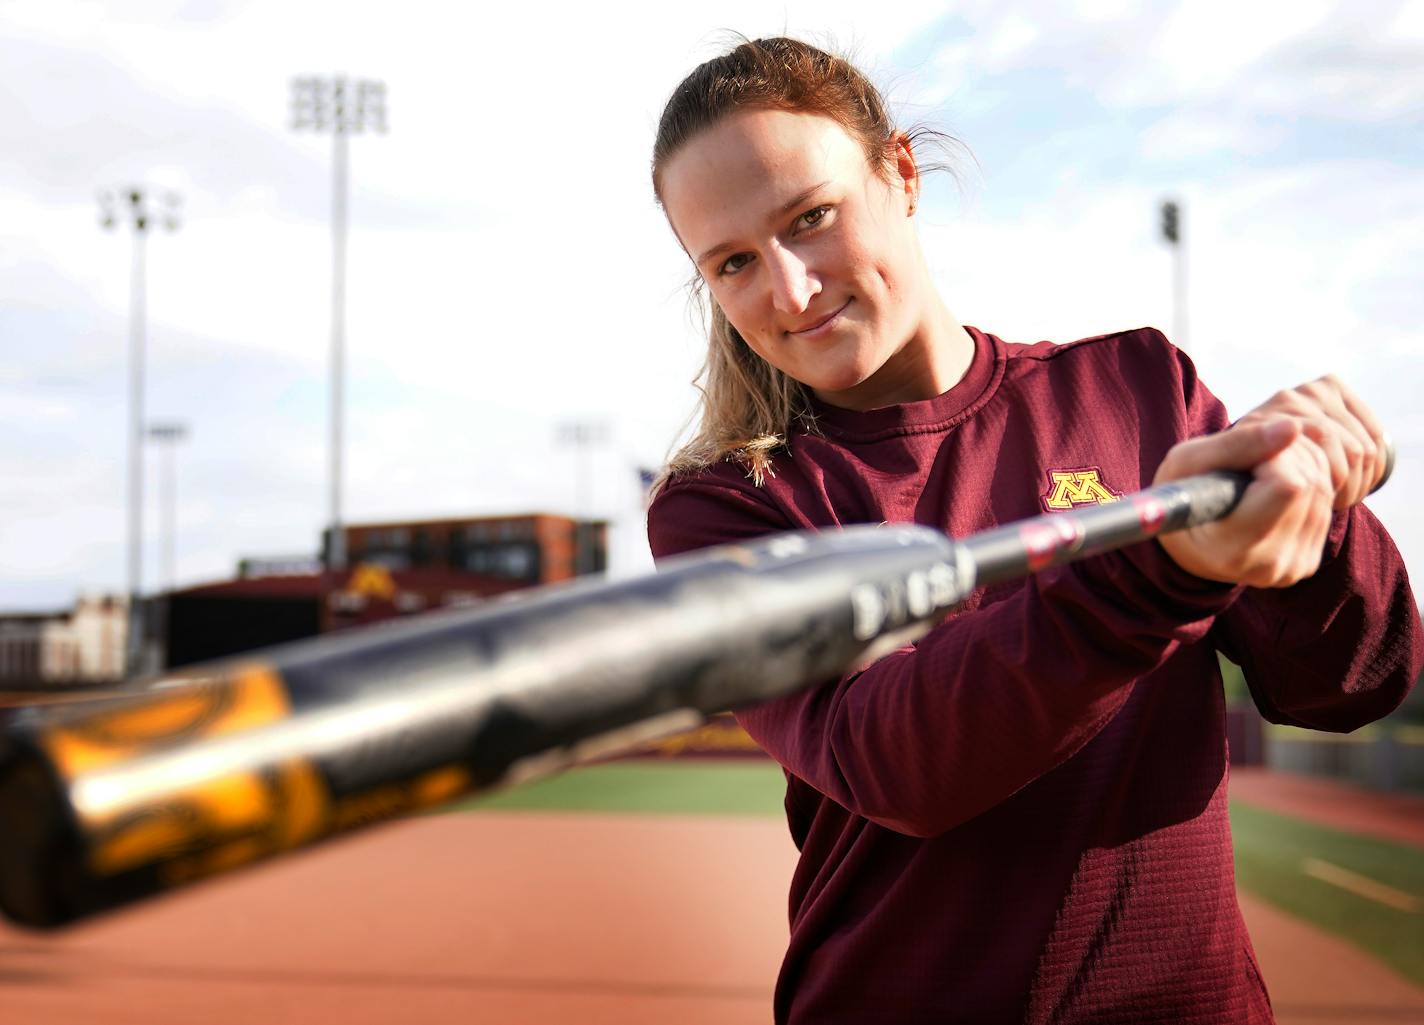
[647,326,1422,1025]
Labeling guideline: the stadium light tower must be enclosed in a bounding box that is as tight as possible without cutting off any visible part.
[1160,198,1187,352]
[557,420,610,577]
[557,420,610,521]
[99,186,182,677]
[290,75,387,573]
[146,421,189,595]
[146,420,189,672]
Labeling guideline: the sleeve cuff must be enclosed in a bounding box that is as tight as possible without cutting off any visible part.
[1322,507,1351,563]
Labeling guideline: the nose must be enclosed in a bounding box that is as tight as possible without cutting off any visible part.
[765,241,820,316]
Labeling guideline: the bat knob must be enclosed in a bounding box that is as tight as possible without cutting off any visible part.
[1370,432,1397,496]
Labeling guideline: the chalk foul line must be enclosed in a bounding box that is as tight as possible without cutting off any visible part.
[1300,858,1422,913]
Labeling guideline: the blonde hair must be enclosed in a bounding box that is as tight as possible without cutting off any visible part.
[658,297,813,490]
[650,36,956,495]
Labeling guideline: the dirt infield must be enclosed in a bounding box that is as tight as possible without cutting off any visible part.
[0,815,789,1025]
[0,805,1420,1024]
[1242,894,1424,1024]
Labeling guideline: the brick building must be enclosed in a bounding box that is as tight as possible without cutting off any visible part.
[164,512,607,669]
[0,595,127,688]
[334,512,606,583]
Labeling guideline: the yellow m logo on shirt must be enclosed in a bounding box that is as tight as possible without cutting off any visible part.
[1043,468,1120,510]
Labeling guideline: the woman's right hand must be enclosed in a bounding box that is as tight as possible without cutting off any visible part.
[1153,417,1335,588]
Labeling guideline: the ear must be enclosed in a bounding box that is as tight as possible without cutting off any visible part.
[888,132,920,216]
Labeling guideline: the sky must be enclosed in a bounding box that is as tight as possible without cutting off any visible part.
[2,0,1422,610]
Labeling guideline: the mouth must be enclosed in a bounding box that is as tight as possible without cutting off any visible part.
[788,298,852,338]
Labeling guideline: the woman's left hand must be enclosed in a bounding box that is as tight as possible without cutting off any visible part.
[1234,375,1389,510]
[1152,375,1389,588]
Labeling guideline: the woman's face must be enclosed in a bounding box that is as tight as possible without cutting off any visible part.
[660,108,927,410]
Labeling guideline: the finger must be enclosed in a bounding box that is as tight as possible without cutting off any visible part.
[1224,438,1331,586]
[1331,378,1391,492]
[1300,376,1376,505]
[1254,378,1377,505]
[1295,437,1335,576]
[1286,437,1333,579]
[1296,415,1354,504]
[1156,418,1298,483]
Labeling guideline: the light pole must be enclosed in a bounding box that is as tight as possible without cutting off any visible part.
[99,186,181,677]
[146,422,189,595]
[557,421,609,576]
[1160,198,1187,352]
[290,75,387,573]
[557,420,610,520]
[146,421,188,672]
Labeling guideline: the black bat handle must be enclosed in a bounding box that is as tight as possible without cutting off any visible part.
[964,471,1249,590]
[966,431,1397,590]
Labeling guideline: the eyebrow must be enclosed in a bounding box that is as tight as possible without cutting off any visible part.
[695,180,831,268]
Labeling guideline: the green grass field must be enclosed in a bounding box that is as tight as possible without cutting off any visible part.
[455,760,789,817]
[1230,802,1424,987]
[457,760,1424,987]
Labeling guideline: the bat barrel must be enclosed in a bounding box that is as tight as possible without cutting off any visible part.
[0,524,967,928]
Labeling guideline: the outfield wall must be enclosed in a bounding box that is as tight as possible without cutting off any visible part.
[629,710,1424,795]
[629,713,769,759]
[1266,723,1424,793]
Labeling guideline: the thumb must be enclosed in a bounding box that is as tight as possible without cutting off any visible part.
[1157,417,1300,483]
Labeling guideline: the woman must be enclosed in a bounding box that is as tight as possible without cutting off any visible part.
[645,37,1420,1024]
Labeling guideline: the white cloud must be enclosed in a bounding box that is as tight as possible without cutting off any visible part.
[1151,0,1335,96]
[1395,0,1424,39]
[1070,0,1139,21]
[1136,108,1284,162]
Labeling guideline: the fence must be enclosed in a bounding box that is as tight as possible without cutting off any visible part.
[1264,722,1424,793]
